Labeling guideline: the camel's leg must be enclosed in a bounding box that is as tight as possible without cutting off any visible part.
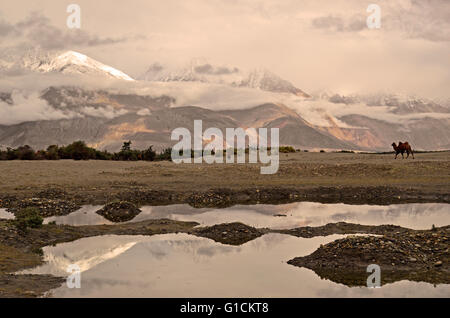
[411,149,415,159]
[401,151,404,159]
[395,152,398,159]
[406,150,410,159]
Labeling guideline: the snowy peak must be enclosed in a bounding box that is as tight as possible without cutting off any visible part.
[4,50,134,81]
[39,51,135,81]
[140,60,309,97]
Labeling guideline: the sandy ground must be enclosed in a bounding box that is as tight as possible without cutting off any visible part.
[0,152,448,204]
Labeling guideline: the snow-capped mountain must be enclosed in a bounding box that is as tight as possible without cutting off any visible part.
[139,60,310,97]
[1,50,449,151]
[2,50,134,81]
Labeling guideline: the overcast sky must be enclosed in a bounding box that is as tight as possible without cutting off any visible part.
[1,0,449,98]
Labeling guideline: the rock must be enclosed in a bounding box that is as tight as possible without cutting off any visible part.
[434,261,443,267]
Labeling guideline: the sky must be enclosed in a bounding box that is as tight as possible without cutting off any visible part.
[1,0,449,98]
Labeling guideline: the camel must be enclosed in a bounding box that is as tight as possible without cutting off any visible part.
[392,142,414,159]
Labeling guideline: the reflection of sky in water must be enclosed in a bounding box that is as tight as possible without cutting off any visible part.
[46,203,450,230]
[0,209,15,219]
[23,233,449,298]
[44,206,107,226]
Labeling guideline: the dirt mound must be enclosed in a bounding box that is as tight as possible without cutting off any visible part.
[191,222,264,245]
[288,226,449,286]
[275,222,410,238]
[96,201,141,222]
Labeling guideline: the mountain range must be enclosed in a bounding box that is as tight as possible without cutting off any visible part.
[0,50,449,152]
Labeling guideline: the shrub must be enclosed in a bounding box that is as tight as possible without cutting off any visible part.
[59,141,95,160]
[95,150,113,160]
[0,141,178,162]
[279,146,296,153]
[14,207,43,232]
[156,148,172,161]
[142,146,156,161]
[45,145,60,160]
[320,150,326,153]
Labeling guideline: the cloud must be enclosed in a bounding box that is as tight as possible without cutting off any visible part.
[0,12,134,51]
[0,91,78,125]
[194,63,240,75]
[312,15,366,32]
[310,0,450,42]
[0,72,135,125]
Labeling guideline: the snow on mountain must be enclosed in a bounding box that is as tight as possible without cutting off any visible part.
[2,50,134,81]
[139,60,309,97]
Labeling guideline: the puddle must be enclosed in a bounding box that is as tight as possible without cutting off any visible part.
[0,209,15,220]
[46,203,450,230]
[23,233,449,298]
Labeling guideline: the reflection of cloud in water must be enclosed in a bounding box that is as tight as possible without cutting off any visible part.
[46,203,449,230]
[21,236,139,276]
[26,233,449,298]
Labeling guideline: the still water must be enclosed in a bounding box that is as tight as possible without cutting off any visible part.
[0,209,15,220]
[45,202,450,230]
[16,203,450,297]
[23,233,449,298]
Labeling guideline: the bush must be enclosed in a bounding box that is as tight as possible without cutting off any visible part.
[45,145,60,160]
[61,141,96,160]
[95,150,113,160]
[156,148,172,161]
[142,146,156,161]
[14,207,43,232]
[6,147,18,160]
[0,140,175,162]
[320,150,326,153]
[279,146,296,153]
